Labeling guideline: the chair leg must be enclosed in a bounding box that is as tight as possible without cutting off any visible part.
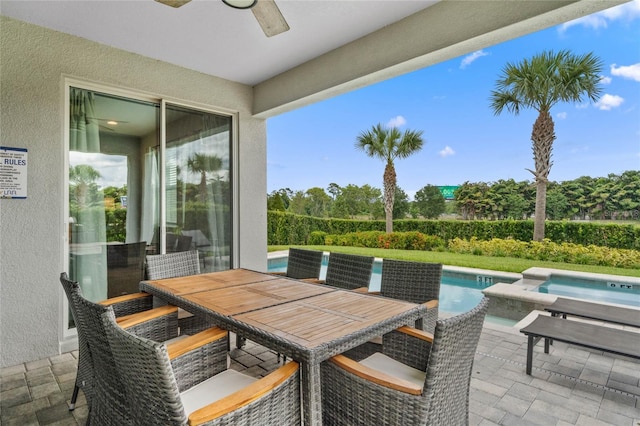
[236,334,246,349]
[69,385,79,410]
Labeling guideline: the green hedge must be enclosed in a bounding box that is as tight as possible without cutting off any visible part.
[447,237,640,269]
[267,211,640,249]
[323,231,445,251]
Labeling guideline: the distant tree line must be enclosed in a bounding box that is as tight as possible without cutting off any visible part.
[267,170,640,222]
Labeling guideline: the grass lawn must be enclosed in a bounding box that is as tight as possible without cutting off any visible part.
[268,245,640,278]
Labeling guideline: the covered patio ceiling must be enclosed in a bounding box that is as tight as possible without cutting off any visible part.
[1,0,626,117]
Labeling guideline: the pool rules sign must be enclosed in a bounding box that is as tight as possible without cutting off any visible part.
[0,146,27,199]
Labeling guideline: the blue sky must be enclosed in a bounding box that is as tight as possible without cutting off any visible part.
[267,1,640,199]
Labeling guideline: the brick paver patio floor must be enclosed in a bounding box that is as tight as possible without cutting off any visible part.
[2,322,638,425]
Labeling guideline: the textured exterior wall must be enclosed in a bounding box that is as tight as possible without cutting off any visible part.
[0,16,267,367]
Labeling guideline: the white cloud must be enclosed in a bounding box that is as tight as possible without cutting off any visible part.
[595,94,624,110]
[460,50,489,69]
[575,103,590,109]
[439,146,455,157]
[600,75,612,84]
[387,115,406,128]
[556,112,567,120]
[611,63,640,82]
[560,0,640,31]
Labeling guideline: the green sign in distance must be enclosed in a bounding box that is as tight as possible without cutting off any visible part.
[437,186,459,200]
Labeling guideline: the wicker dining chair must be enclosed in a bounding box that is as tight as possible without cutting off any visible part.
[271,247,324,279]
[102,309,302,426]
[343,259,443,361]
[321,297,489,426]
[60,272,181,417]
[68,274,228,425]
[379,259,442,333]
[304,252,374,291]
[146,250,215,336]
[146,250,201,280]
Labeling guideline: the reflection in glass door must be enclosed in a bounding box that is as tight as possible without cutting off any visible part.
[67,87,233,323]
[165,104,232,272]
[68,89,160,308]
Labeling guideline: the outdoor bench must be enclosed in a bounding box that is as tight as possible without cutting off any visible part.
[545,297,640,328]
[520,314,640,375]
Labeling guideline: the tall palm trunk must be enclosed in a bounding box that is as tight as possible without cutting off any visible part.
[530,110,555,241]
[383,162,396,233]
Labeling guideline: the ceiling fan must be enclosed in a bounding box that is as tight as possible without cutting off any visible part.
[155,0,290,37]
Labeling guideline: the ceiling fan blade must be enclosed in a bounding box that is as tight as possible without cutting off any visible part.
[252,0,289,37]
[155,0,192,8]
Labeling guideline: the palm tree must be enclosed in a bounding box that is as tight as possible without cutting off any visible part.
[490,50,603,241]
[355,123,424,233]
[186,153,223,203]
[69,164,102,208]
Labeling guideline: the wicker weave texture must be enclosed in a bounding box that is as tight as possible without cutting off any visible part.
[324,252,374,290]
[60,273,157,411]
[146,250,201,280]
[110,296,153,317]
[321,297,489,426]
[59,273,95,407]
[380,259,442,332]
[73,292,133,425]
[103,311,301,426]
[145,250,216,335]
[66,274,179,425]
[285,248,323,279]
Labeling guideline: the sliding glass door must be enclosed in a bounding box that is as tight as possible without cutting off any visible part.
[164,104,232,271]
[67,86,232,316]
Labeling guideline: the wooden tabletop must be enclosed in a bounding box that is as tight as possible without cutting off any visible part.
[183,278,337,315]
[141,268,426,426]
[143,269,279,296]
[234,290,421,349]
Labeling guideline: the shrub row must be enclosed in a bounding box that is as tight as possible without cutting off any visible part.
[267,211,640,250]
[447,237,640,269]
[313,231,639,269]
[316,230,445,251]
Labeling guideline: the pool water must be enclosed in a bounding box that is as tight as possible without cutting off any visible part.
[267,256,508,318]
[538,277,640,307]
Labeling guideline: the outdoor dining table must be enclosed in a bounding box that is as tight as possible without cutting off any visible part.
[140,268,428,426]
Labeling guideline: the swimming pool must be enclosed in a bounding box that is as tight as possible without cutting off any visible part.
[267,255,517,317]
[538,276,640,308]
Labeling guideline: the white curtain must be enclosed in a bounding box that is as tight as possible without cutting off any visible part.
[69,88,100,153]
[69,88,108,301]
[141,149,159,245]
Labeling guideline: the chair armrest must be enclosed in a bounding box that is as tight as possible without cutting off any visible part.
[424,299,438,310]
[300,278,324,284]
[189,361,300,425]
[329,355,422,396]
[351,287,369,293]
[167,327,227,359]
[99,292,151,306]
[116,305,178,329]
[99,292,153,317]
[268,271,287,276]
[396,326,433,343]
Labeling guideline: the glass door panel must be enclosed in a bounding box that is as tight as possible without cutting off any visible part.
[165,104,232,272]
[68,88,160,311]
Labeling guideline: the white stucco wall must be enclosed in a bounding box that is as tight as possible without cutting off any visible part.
[0,16,267,367]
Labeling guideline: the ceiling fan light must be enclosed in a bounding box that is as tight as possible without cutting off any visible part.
[222,0,257,9]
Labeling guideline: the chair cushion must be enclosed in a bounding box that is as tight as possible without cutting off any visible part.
[360,353,426,388]
[180,370,257,416]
